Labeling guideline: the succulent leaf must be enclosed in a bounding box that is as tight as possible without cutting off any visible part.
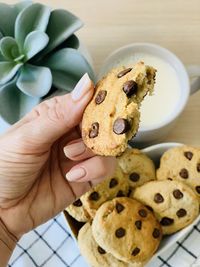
[0,1,33,37]
[14,1,32,14]
[64,34,80,49]
[38,9,83,57]
[0,62,22,85]
[0,3,17,36]
[24,31,49,61]
[0,37,20,61]
[55,34,80,51]
[0,78,40,124]
[50,72,78,92]
[0,32,3,61]
[15,3,51,50]
[42,48,95,91]
[16,64,52,97]
[0,53,3,62]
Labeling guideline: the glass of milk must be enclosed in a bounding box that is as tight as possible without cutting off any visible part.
[98,43,200,146]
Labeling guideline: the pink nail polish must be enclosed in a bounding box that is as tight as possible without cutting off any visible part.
[71,73,91,101]
[66,167,86,181]
[64,141,86,158]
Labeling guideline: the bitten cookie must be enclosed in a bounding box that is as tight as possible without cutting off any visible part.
[92,197,162,264]
[65,198,90,222]
[157,146,200,202]
[78,222,144,267]
[134,180,199,235]
[81,166,129,218]
[82,62,156,156]
[117,148,156,194]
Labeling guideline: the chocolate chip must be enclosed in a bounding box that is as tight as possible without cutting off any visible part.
[116,190,125,197]
[129,172,140,182]
[113,118,130,135]
[197,163,200,172]
[196,186,200,194]
[135,220,142,230]
[115,227,126,238]
[97,246,106,254]
[167,178,173,181]
[95,90,107,104]
[127,188,132,197]
[154,193,164,203]
[123,80,138,97]
[132,247,140,256]
[73,199,82,207]
[184,151,193,160]
[179,168,189,179]
[145,205,154,212]
[117,68,132,78]
[176,208,187,218]
[160,217,174,226]
[109,178,118,188]
[173,189,184,199]
[116,203,125,213]
[138,209,147,218]
[152,228,160,239]
[89,122,99,138]
[89,191,100,201]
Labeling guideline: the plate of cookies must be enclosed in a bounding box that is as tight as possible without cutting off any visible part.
[64,142,200,267]
[64,63,200,267]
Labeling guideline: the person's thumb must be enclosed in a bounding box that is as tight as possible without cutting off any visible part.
[20,73,94,147]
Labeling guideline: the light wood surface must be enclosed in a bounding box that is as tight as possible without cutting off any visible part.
[8,0,200,145]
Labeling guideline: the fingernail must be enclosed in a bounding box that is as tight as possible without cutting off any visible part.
[71,73,91,101]
[64,141,86,158]
[66,167,86,181]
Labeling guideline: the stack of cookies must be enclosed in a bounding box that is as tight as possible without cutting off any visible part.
[65,64,200,266]
[65,145,200,267]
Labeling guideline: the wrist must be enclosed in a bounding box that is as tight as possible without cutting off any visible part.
[0,219,17,266]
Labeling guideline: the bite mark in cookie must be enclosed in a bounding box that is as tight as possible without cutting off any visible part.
[82,62,156,156]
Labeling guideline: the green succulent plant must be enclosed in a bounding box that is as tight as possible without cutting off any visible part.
[0,1,95,124]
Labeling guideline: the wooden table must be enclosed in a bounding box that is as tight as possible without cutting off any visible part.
[8,0,200,145]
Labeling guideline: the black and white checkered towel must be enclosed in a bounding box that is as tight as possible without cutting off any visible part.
[8,214,200,267]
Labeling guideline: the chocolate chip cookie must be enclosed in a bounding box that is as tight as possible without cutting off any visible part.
[78,222,144,267]
[92,197,162,264]
[82,62,156,156]
[133,180,199,235]
[65,198,91,222]
[157,146,200,202]
[117,148,156,195]
[81,165,129,218]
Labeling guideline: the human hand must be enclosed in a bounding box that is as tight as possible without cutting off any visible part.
[0,74,116,243]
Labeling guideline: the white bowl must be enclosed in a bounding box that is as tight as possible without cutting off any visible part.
[64,142,200,266]
[142,142,200,266]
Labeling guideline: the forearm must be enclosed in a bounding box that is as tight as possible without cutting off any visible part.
[0,219,17,267]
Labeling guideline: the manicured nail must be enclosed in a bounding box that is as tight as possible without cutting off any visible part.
[64,141,86,158]
[71,73,91,101]
[66,167,86,182]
